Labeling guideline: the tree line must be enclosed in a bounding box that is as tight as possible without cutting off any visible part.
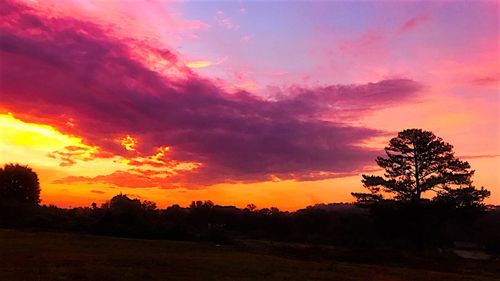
[0,129,498,253]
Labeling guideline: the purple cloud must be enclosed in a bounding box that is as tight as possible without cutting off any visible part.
[1,0,423,188]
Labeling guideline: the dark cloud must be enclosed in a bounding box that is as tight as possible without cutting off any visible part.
[1,0,423,188]
[270,79,422,120]
[469,76,499,86]
[90,190,105,194]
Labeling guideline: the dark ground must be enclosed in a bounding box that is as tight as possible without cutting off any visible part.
[0,229,498,281]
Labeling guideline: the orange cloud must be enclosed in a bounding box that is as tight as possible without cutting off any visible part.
[53,171,168,189]
[119,135,138,151]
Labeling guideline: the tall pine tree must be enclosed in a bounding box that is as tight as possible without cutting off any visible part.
[353,129,489,205]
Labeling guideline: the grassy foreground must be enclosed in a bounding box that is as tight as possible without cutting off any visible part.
[0,229,498,281]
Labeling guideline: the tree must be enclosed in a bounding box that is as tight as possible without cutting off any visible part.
[245,203,257,211]
[189,200,214,209]
[352,129,489,205]
[435,186,490,210]
[108,193,142,216]
[0,163,40,205]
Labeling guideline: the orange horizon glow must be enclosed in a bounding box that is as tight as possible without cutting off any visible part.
[0,113,498,211]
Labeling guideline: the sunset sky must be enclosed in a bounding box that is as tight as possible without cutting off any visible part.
[0,0,498,210]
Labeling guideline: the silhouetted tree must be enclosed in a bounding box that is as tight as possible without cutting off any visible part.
[108,193,142,217]
[245,203,257,211]
[352,129,489,205]
[141,200,158,212]
[434,186,490,210]
[190,200,214,209]
[0,163,40,205]
[351,129,492,248]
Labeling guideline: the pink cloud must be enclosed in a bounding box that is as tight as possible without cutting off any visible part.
[459,154,500,160]
[469,76,499,86]
[215,10,238,30]
[337,31,384,52]
[240,34,252,43]
[268,71,289,77]
[398,14,430,33]
[26,0,209,48]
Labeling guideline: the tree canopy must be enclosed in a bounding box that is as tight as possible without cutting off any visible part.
[0,163,40,205]
[352,129,490,206]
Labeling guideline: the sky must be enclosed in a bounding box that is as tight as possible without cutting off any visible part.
[0,0,498,210]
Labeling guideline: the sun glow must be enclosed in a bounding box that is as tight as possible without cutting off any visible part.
[187,60,213,68]
[0,113,106,169]
[187,57,227,69]
[0,113,82,150]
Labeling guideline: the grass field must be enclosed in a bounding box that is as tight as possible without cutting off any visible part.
[0,229,498,281]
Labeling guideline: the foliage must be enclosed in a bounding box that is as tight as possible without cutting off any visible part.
[0,191,498,253]
[352,129,489,208]
[434,186,490,210]
[0,163,40,205]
